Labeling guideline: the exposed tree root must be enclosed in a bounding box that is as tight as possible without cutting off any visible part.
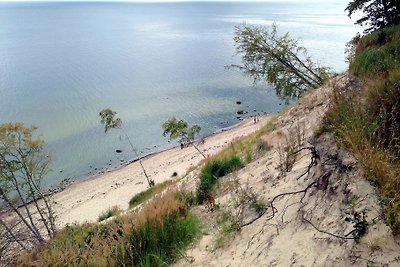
[241,146,319,228]
[302,218,355,240]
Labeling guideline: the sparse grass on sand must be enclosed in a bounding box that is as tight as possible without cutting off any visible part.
[323,24,400,234]
[97,206,122,222]
[129,180,174,208]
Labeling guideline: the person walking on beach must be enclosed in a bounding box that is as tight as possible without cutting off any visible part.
[253,116,257,124]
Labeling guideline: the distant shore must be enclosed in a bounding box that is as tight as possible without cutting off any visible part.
[52,115,272,226]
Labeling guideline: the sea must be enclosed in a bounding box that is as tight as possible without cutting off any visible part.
[0,1,361,186]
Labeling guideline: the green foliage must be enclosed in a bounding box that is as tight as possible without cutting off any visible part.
[213,117,275,164]
[162,117,201,145]
[129,180,173,208]
[0,122,56,248]
[18,191,201,266]
[350,25,400,75]
[346,0,400,33]
[250,199,267,216]
[231,24,329,101]
[345,210,368,241]
[162,117,206,158]
[196,156,244,204]
[351,47,390,75]
[99,108,122,133]
[97,206,121,222]
[129,188,155,209]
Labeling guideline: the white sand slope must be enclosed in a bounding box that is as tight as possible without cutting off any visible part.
[174,74,400,267]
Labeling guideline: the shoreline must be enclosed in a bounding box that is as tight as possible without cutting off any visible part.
[52,115,272,226]
[81,115,263,184]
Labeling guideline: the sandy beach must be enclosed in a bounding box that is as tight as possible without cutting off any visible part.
[53,116,272,226]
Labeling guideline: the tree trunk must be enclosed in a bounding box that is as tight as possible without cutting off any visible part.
[0,218,27,250]
[122,129,154,188]
[189,141,207,159]
[0,188,44,243]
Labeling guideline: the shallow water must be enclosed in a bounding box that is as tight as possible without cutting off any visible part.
[0,1,360,186]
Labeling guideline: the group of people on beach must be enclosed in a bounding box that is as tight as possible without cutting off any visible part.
[180,138,205,149]
[253,114,260,124]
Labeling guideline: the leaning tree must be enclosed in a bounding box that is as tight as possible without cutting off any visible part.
[162,117,206,159]
[99,108,155,188]
[230,24,330,102]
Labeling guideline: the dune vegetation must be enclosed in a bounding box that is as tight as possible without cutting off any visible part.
[17,190,201,266]
[323,24,400,234]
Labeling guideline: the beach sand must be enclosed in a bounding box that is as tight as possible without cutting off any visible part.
[53,116,272,226]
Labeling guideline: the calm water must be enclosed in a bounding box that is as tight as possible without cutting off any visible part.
[0,1,360,185]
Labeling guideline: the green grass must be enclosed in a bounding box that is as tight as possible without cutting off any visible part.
[119,212,201,266]
[18,191,201,266]
[351,24,400,76]
[323,23,400,234]
[97,206,121,222]
[196,155,244,204]
[209,117,275,165]
[129,180,174,208]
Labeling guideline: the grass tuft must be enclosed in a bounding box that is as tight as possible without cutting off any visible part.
[196,155,244,204]
[97,206,122,222]
[129,180,174,208]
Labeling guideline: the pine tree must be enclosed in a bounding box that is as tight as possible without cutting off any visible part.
[346,0,400,33]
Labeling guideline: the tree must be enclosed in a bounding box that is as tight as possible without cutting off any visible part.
[0,123,56,252]
[161,118,206,159]
[230,24,329,102]
[99,108,155,188]
[346,0,400,33]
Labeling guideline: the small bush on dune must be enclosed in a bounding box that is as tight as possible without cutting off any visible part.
[97,206,122,222]
[196,155,244,204]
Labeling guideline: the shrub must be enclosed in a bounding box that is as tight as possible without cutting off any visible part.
[196,155,244,204]
[97,206,122,222]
